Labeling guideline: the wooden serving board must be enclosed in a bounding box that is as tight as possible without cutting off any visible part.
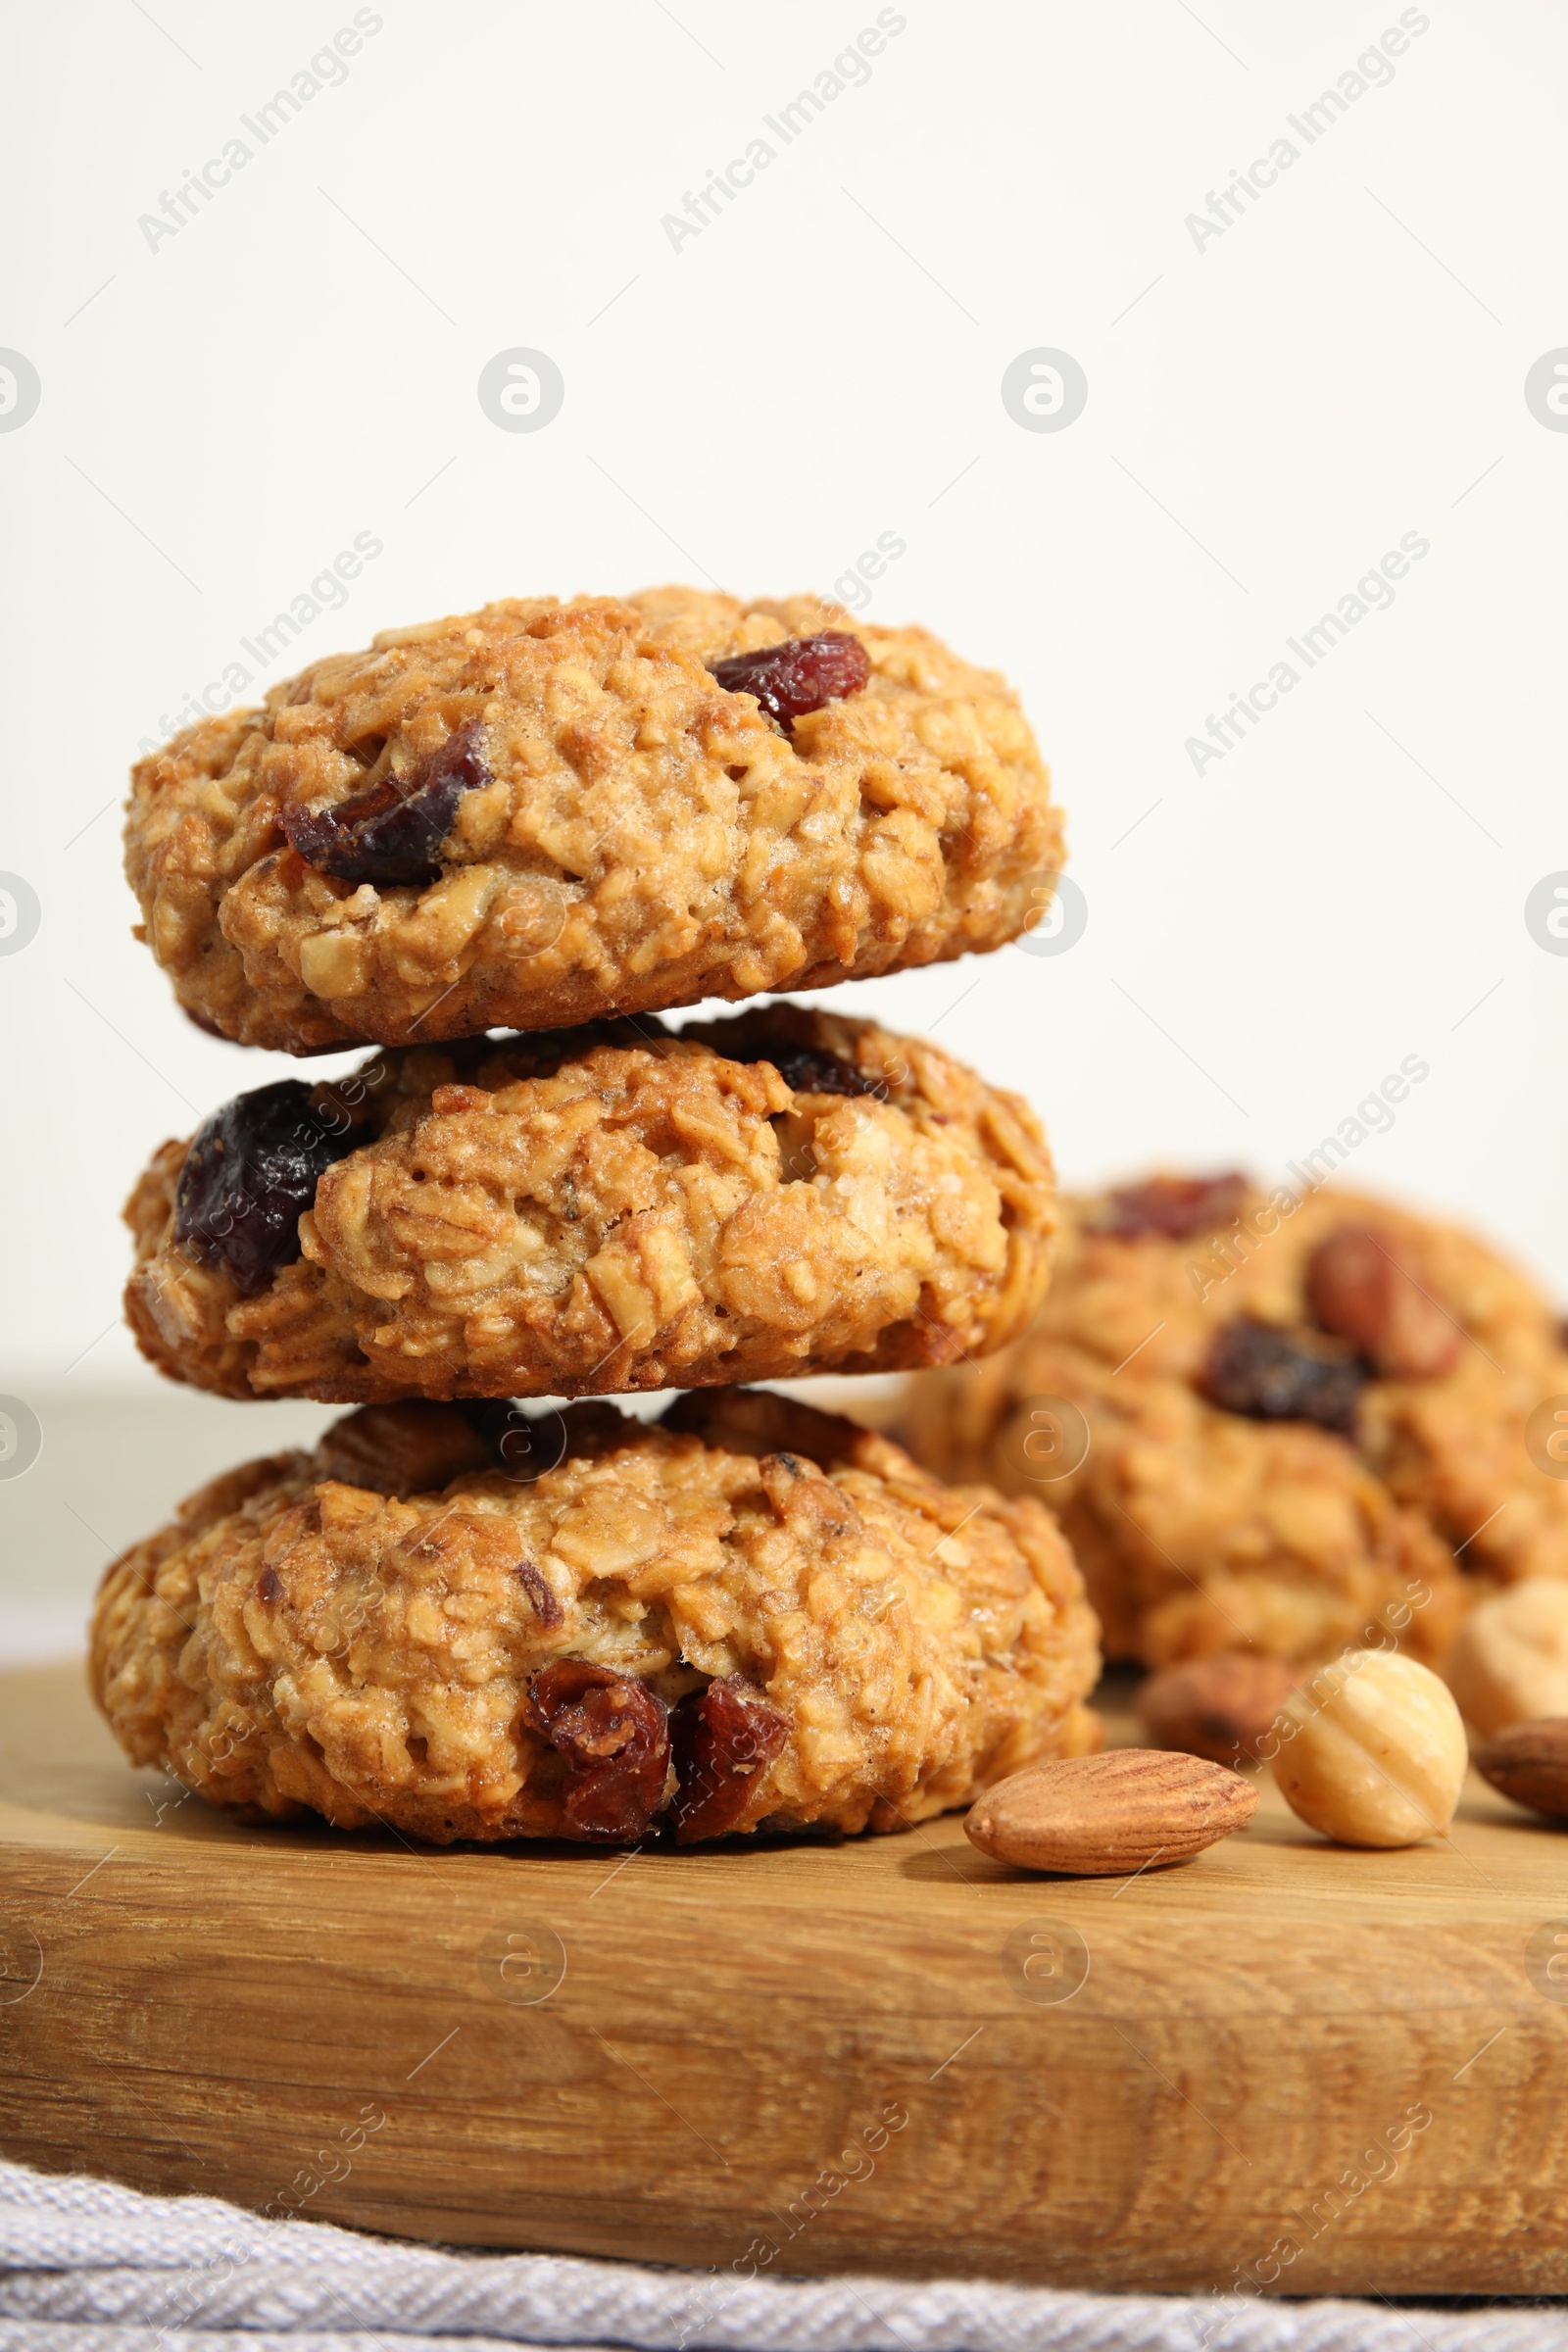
[3,1659,1568,2296]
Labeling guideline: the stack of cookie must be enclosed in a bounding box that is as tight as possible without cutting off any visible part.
[92,589,1102,1845]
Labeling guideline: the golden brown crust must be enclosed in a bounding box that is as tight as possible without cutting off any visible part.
[900,1177,1568,1667]
[123,590,1062,1054]
[88,1392,1102,1844]
[123,1004,1055,1404]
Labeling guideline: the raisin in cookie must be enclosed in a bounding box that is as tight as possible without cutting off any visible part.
[899,1173,1568,1667]
[124,589,1062,1054]
[90,1389,1102,1844]
[125,1004,1055,1403]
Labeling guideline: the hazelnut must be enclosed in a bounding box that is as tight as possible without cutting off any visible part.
[1138,1652,1298,1765]
[1444,1578,1568,1737]
[1305,1225,1462,1380]
[1272,1649,1467,1848]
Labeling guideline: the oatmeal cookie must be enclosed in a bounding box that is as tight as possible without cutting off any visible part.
[124,1004,1055,1403]
[900,1173,1568,1667]
[89,1390,1102,1844]
[124,589,1062,1054]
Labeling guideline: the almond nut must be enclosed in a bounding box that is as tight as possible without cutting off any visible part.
[1138,1652,1298,1765]
[1305,1225,1461,1380]
[963,1749,1257,1876]
[1473,1718,1568,1820]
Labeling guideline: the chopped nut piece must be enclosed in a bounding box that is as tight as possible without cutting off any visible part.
[315,1401,492,1497]
[1138,1652,1298,1765]
[1306,1225,1461,1379]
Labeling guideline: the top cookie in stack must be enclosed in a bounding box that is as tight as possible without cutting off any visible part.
[122,589,1068,1404]
[124,587,1060,1053]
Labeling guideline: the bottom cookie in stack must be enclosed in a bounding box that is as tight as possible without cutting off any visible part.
[899,1171,1568,1669]
[90,1389,1101,1846]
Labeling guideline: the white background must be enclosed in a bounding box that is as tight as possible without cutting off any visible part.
[2,1,1565,1628]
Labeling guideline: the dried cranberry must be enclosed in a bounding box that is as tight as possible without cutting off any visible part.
[282,719,489,887]
[174,1080,360,1296]
[459,1398,567,1483]
[1200,1316,1367,1438]
[525,1660,669,1843]
[1097,1173,1248,1241]
[670,1676,787,1843]
[723,1037,874,1098]
[708,632,870,733]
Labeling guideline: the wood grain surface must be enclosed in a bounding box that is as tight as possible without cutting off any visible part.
[3,1659,1567,2294]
